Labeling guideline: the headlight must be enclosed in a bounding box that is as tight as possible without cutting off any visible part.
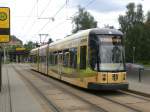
[102,74,106,81]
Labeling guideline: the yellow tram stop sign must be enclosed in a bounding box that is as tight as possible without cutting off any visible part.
[0,7,10,43]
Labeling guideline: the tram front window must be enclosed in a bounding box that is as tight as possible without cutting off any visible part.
[89,35,125,72]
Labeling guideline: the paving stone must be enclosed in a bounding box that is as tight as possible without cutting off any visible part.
[0,64,44,112]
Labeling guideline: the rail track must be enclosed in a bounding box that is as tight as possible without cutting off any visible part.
[124,89,150,99]
[5,66,13,112]
[13,64,150,112]
[29,71,143,112]
[119,90,150,102]
[13,64,107,112]
[13,65,62,112]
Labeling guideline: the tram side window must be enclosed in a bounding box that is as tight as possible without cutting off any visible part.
[42,56,44,63]
[31,56,34,63]
[32,56,34,63]
[49,52,54,65]
[39,57,40,63]
[80,46,87,69]
[70,48,77,68]
[35,56,37,63]
[49,52,52,65]
[43,56,45,63]
[41,56,43,63]
[55,54,58,65]
[89,34,99,70]
[63,52,69,67]
[34,56,37,63]
[50,52,56,65]
[39,56,42,63]
[41,56,44,63]
[50,53,53,65]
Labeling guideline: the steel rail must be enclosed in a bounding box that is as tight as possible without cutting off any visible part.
[13,66,62,112]
[28,69,108,112]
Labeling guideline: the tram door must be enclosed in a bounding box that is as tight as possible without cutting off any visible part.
[58,53,63,79]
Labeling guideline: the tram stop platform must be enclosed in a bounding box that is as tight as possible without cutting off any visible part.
[0,64,150,112]
[0,64,44,112]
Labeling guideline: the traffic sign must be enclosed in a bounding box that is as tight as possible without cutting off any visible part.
[0,7,10,43]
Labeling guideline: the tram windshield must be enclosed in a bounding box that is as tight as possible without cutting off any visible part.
[89,34,125,72]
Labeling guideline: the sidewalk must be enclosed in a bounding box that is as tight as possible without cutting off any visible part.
[128,79,150,95]
[0,64,44,112]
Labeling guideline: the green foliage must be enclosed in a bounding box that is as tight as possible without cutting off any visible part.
[23,41,38,50]
[10,35,23,44]
[118,3,150,63]
[72,6,97,33]
[146,11,150,23]
[118,3,144,33]
[5,35,23,52]
[47,38,53,44]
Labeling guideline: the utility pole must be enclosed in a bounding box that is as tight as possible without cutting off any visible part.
[77,18,79,32]
[38,34,49,46]
[37,0,39,17]
[133,46,135,63]
[0,7,10,92]
[0,46,2,92]
[3,44,6,64]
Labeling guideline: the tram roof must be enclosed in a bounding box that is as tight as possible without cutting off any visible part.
[89,28,123,35]
[30,48,38,55]
[30,47,38,53]
[30,28,123,51]
[48,28,123,47]
[39,44,48,50]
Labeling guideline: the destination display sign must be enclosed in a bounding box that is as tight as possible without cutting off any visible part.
[100,37,122,43]
[0,7,10,43]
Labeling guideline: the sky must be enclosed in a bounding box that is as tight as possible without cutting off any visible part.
[0,0,149,44]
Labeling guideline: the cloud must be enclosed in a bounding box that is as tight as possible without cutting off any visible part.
[70,0,125,13]
[0,0,149,43]
[70,0,147,13]
[88,1,125,13]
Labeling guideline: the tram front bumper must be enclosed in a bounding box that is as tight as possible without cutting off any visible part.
[88,82,129,90]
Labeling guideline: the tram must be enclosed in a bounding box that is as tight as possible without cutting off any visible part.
[30,28,128,90]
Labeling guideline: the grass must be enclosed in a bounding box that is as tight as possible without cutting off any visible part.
[143,64,150,67]
[138,63,150,68]
[136,61,150,68]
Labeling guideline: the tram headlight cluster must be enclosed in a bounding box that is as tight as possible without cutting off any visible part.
[102,74,106,81]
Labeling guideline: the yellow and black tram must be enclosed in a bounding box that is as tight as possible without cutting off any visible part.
[30,28,128,90]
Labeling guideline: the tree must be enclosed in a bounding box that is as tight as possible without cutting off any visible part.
[5,35,23,52]
[11,35,22,42]
[24,41,37,50]
[118,3,150,63]
[72,6,97,33]
[118,3,144,33]
[47,38,53,44]
[104,24,114,29]
[136,4,144,23]
[146,11,150,23]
